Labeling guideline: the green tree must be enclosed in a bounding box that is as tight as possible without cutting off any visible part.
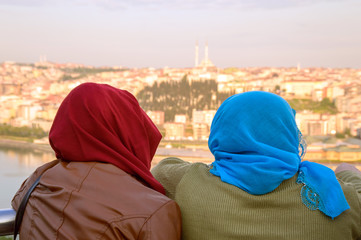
[288,98,338,114]
[0,124,47,139]
[136,77,233,121]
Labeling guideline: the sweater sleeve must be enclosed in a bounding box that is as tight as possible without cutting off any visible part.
[336,169,361,196]
[336,169,361,240]
[151,157,192,200]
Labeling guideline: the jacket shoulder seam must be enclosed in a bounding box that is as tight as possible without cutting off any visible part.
[136,200,175,240]
[96,215,150,240]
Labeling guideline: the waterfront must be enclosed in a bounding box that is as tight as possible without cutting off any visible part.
[1,144,361,209]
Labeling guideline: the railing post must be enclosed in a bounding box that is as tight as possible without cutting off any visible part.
[0,208,15,236]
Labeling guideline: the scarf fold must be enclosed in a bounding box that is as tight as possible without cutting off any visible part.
[209,91,349,218]
[49,82,164,194]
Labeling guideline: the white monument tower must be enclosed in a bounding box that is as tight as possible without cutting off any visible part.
[194,41,215,68]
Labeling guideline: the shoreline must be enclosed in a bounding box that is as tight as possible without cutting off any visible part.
[0,138,214,164]
[0,138,53,153]
[1,138,361,168]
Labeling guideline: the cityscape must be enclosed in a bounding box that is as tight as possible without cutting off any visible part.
[1,45,361,162]
[1,2,360,238]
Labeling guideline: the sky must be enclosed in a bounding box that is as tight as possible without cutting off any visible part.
[0,0,360,69]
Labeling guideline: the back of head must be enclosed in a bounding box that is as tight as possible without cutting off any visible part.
[209,91,302,165]
[49,82,164,193]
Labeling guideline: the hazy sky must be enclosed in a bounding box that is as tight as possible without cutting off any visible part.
[0,0,360,68]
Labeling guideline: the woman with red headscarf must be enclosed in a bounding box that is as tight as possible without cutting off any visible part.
[11,83,181,240]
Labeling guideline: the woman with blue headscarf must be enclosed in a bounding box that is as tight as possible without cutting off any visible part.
[152,91,361,240]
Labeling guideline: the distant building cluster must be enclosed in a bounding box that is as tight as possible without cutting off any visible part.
[156,109,217,141]
[1,56,361,160]
[1,61,361,138]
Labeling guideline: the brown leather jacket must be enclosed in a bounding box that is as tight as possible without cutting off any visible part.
[12,160,182,240]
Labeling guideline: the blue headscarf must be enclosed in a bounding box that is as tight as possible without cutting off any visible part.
[208,91,349,219]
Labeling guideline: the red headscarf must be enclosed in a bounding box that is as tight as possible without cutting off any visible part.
[49,82,164,194]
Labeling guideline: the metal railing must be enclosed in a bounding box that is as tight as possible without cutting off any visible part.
[0,208,15,236]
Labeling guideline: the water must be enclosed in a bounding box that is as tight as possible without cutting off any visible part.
[0,146,54,208]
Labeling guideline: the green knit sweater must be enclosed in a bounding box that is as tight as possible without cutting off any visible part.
[152,157,361,240]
